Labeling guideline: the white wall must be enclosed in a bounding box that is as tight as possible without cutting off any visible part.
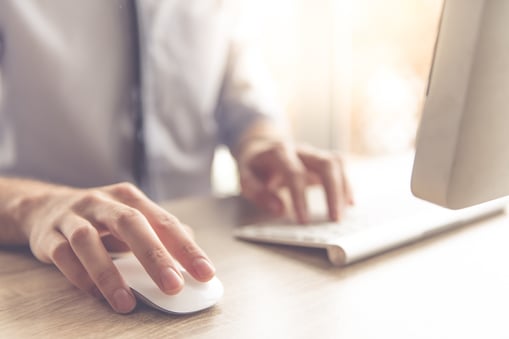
[212,0,443,193]
[242,0,442,154]
[212,0,350,195]
[237,0,351,150]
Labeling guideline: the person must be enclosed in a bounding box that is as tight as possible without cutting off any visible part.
[0,0,353,314]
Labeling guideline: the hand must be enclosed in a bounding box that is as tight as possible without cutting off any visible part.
[237,140,354,223]
[14,182,215,313]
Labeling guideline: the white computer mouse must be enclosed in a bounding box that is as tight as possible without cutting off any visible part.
[113,255,223,314]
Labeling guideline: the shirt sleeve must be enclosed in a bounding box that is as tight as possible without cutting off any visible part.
[214,36,286,150]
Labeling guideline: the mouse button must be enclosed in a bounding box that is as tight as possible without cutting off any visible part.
[131,289,181,315]
[179,270,224,299]
[114,257,164,301]
[113,256,150,288]
[180,269,213,289]
[157,277,224,314]
[114,256,224,314]
[114,258,188,313]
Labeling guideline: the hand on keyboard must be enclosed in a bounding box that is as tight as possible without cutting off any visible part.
[236,136,355,224]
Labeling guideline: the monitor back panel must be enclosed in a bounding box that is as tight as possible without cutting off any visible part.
[412,0,509,209]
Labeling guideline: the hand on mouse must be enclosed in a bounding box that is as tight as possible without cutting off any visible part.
[2,179,215,314]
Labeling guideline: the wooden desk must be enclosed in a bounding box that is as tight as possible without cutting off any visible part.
[2,195,509,339]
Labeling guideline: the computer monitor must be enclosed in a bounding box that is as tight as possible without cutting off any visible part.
[411,0,509,209]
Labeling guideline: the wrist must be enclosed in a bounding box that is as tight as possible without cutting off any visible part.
[233,119,289,159]
[7,184,74,244]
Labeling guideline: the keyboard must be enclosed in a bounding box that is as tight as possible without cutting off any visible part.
[233,197,506,266]
[233,154,507,266]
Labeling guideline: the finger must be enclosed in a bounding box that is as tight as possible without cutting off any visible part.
[46,231,101,298]
[298,149,350,221]
[101,235,130,253]
[181,223,195,239]
[241,142,308,221]
[285,168,309,223]
[323,167,342,221]
[81,197,186,292]
[313,160,343,221]
[342,169,355,206]
[240,168,285,216]
[103,184,215,283]
[140,210,216,283]
[274,151,309,223]
[58,215,136,313]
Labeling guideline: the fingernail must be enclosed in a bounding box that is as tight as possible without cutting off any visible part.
[161,267,183,293]
[112,288,135,313]
[192,258,215,280]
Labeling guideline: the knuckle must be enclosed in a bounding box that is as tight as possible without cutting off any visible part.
[109,182,143,201]
[114,207,144,227]
[322,158,338,173]
[260,141,286,160]
[69,224,96,246]
[50,239,72,264]
[153,213,179,231]
[270,141,286,154]
[95,268,118,288]
[73,191,105,211]
[288,166,306,181]
[179,242,202,258]
[145,246,169,264]
[29,233,50,263]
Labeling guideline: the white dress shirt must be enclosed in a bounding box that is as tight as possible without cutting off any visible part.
[0,0,282,201]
